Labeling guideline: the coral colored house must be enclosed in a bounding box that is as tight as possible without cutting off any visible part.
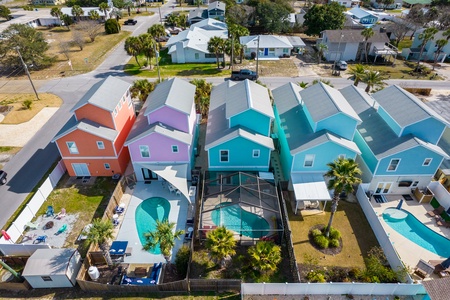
[52,76,135,177]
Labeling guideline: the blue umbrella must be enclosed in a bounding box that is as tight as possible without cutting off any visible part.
[396,199,404,210]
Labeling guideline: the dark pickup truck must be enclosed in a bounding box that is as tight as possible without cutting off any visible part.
[0,170,7,185]
[230,69,258,81]
[124,19,137,25]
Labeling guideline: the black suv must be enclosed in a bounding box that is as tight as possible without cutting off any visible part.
[0,170,7,185]
[124,19,137,25]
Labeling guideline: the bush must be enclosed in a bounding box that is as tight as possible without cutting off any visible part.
[313,235,329,249]
[329,238,340,248]
[175,245,190,277]
[22,100,32,110]
[403,87,431,96]
[311,228,322,237]
[329,228,341,240]
[105,19,120,34]
[306,270,326,283]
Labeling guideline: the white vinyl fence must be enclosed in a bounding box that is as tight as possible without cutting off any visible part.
[0,160,66,244]
[428,181,450,209]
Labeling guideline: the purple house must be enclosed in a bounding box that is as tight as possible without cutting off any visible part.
[125,78,198,200]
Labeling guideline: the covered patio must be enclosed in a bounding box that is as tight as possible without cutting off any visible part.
[291,173,332,214]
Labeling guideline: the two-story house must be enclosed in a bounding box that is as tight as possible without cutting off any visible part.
[272,82,361,212]
[52,76,135,177]
[188,1,226,24]
[401,29,450,63]
[205,80,274,172]
[125,78,198,199]
[342,85,449,195]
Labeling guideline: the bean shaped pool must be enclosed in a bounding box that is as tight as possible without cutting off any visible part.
[383,207,450,257]
[135,197,171,254]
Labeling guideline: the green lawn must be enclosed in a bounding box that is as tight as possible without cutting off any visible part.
[396,39,413,51]
[362,61,441,80]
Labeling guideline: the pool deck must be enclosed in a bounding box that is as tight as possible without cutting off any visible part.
[115,181,191,264]
[370,194,450,276]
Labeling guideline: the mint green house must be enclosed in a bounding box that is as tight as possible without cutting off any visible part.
[205,80,274,172]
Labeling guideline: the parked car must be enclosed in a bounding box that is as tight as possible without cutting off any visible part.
[230,69,258,81]
[124,19,137,25]
[0,170,7,185]
[336,61,348,70]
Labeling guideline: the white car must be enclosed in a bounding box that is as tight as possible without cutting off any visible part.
[336,61,348,70]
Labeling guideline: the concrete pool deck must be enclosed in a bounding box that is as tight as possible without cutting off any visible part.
[370,194,450,276]
[114,181,190,264]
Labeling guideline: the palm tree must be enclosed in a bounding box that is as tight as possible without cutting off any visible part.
[85,218,115,267]
[416,27,438,70]
[224,37,241,69]
[205,226,236,267]
[248,241,282,276]
[361,27,374,63]
[88,10,100,21]
[124,36,143,67]
[143,219,184,264]
[227,24,249,64]
[190,79,212,117]
[71,5,84,22]
[208,36,225,69]
[348,64,367,86]
[148,24,166,42]
[131,79,155,102]
[324,158,362,237]
[99,2,109,16]
[298,81,309,88]
[362,69,387,93]
[139,34,158,69]
[50,7,62,26]
[433,39,448,70]
[316,43,328,65]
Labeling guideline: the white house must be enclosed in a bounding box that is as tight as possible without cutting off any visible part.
[166,18,228,63]
[370,0,402,9]
[330,0,360,8]
[347,7,379,27]
[60,7,107,22]
[188,1,226,24]
[22,249,82,289]
[402,29,450,63]
[240,35,305,59]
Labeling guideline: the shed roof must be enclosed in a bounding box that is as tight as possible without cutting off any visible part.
[22,249,77,276]
[322,29,389,43]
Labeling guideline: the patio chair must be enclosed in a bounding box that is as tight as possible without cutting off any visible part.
[115,204,125,214]
[34,235,47,244]
[55,224,67,235]
[26,221,39,230]
[45,205,54,217]
[55,208,66,220]
[427,205,445,217]
[414,259,435,279]
[437,219,450,228]
[113,218,119,227]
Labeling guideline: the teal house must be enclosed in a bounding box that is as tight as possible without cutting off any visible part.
[272,82,361,213]
[205,80,274,172]
[342,85,449,196]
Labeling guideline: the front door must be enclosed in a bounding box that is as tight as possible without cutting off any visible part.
[72,163,90,177]
[375,182,392,194]
[141,168,158,180]
[264,48,268,56]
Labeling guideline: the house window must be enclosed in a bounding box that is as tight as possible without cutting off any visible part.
[423,158,432,166]
[195,53,199,59]
[252,149,260,158]
[41,276,53,282]
[220,150,229,162]
[412,181,419,187]
[126,90,131,98]
[97,141,105,149]
[66,142,79,154]
[172,145,179,153]
[304,154,315,167]
[127,96,132,107]
[104,163,110,170]
[283,48,289,53]
[139,145,150,158]
[113,108,118,116]
[205,53,215,58]
[118,100,122,110]
[122,96,126,103]
[387,159,400,171]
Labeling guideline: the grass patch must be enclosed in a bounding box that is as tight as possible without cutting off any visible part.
[0,93,62,124]
[396,39,413,51]
[0,146,21,154]
[362,61,441,80]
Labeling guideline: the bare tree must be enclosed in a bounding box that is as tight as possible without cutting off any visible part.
[59,41,71,60]
[72,30,85,50]
[389,22,410,46]
[75,21,102,42]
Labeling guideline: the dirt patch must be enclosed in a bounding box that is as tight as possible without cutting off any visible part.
[236,58,298,77]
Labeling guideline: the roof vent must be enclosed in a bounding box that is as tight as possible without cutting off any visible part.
[364,136,373,142]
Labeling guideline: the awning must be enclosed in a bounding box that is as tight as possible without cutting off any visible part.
[147,164,190,202]
[291,173,332,201]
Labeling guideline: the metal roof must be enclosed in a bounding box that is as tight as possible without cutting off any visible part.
[71,76,130,113]
[166,26,228,54]
[52,117,118,142]
[188,8,207,20]
[286,36,306,48]
[348,7,375,19]
[372,85,449,128]
[125,122,192,146]
[240,35,293,49]
[144,78,195,116]
[291,173,332,201]
[322,29,389,43]
[22,248,77,276]
[190,18,227,31]
[300,82,361,123]
[205,127,274,150]
[272,82,303,115]
[208,1,226,11]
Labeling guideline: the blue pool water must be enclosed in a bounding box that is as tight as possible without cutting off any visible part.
[135,197,171,254]
[383,207,450,257]
[211,203,270,238]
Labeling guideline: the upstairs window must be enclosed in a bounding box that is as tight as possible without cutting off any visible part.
[423,158,432,166]
[252,149,260,158]
[67,142,78,154]
[220,150,229,162]
[387,159,400,171]
[304,154,314,167]
[97,141,105,150]
[172,145,179,153]
[140,145,150,158]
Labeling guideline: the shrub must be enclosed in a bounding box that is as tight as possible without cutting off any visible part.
[403,87,431,96]
[22,100,32,110]
[306,270,326,283]
[329,228,341,240]
[311,228,322,237]
[329,238,340,248]
[313,235,329,249]
[175,245,190,277]
[105,19,120,34]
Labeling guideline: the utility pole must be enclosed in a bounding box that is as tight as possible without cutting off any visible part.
[153,42,161,82]
[15,47,40,101]
[332,32,344,76]
[256,35,260,77]
[231,34,234,71]
[158,6,163,25]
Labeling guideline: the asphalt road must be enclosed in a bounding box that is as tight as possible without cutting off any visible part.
[1,3,450,228]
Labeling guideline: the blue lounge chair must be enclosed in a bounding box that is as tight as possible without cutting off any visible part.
[34,235,47,244]
[55,224,67,235]
[46,206,54,217]
[115,205,125,214]
[113,218,119,227]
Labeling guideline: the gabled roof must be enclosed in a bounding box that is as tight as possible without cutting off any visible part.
[125,121,192,146]
[167,26,227,54]
[240,35,293,49]
[300,82,361,123]
[144,78,195,116]
[348,7,375,19]
[61,7,105,17]
[225,79,274,120]
[322,29,389,43]
[205,127,274,150]
[208,1,226,11]
[272,82,303,114]
[190,18,228,31]
[71,76,130,113]
[52,117,118,142]
[372,85,449,127]
[188,8,208,20]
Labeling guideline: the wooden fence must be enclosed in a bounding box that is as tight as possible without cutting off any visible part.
[189,279,241,292]
[103,177,127,221]
[77,278,188,292]
[0,281,30,291]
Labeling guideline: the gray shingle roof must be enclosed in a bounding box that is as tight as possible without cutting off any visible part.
[300,82,361,123]
[372,85,449,128]
[52,117,118,142]
[322,29,389,43]
[225,79,274,120]
[71,76,130,113]
[144,78,195,116]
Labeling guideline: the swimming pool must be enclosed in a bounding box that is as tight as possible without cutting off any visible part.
[135,197,171,254]
[211,203,270,238]
[383,207,450,257]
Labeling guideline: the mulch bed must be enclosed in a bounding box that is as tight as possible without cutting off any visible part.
[0,105,13,116]
[308,224,343,256]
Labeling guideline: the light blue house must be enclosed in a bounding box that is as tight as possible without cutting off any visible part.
[205,80,274,172]
[341,85,449,195]
[272,82,362,213]
[348,7,378,27]
[402,29,450,63]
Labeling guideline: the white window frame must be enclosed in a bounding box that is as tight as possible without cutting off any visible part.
[304,154,315,167]
[122,96,126,103]
[127,96,132,107]
[66,141,79,154]
[104,163,110,170]
[423,158,432,166]
[195,53,200,59]
[139,145,150,158]
[387,158,400,172]
[118,100,122,110]
[252,149,260,158]
[220,150,229,162]
[412,181,419,187]
[113,108,118,116]
[97,141,105,150]
[172,145,179,153]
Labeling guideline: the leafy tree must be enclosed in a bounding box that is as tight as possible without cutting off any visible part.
[0,5,11,20]
[85,218,115,267]
[248,241,282,277]
[228,23,249,63]
[207,36,226,69]
[433,39,448,70]
[22,5,33,11]
[226,5,254,27]
[88,10,100,20]
[130,79,155,102]
[224,37,241,69]
[324,158,362,237]
[316,43,328,65]
[361,247,407,283]
[303,3,346,36]
[71,5,84,22]
[139,34,158,69]
[124,36,143,67]
[361,27,374,63]
[205,226,236,267]
[0,24,52,70]
[62,14,73,30]
[348,64,367,86]
[148,24,166,41]
[175,245,190,277]
[362,70,387,93]
[99,2,109,16]
[51,7,63,26]
[416,27,438,70]
[381,0,394,9]
[190,79,212,117]
[312,78,333,87]
[255,1,292,34]
[105,18,120,34]
[143,219,184,264]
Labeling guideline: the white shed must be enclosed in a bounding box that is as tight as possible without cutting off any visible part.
[22,248,82,288]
